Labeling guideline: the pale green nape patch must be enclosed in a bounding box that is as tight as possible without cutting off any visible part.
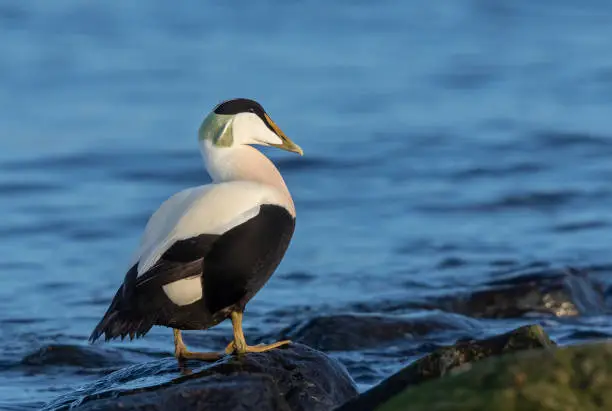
[198,113,234,147]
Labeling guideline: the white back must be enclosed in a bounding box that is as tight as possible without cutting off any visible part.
[133,181,289,276]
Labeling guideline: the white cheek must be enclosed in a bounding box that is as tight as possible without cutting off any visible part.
[233,113,282,146]
[260,125,283,145]
[231,113,254,145]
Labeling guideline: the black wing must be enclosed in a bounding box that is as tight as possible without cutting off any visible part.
[89,234,218,342]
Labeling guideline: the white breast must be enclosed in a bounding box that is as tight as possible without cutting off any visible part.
[133,181,289,276]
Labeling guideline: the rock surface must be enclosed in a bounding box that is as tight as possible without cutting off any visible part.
[273,312,479,351]
[44,343,358,411]
[437,266,608,319]
[375,341,612,411]
[21,344,127,369]
[336,324,554,411]
[349,266,609,320]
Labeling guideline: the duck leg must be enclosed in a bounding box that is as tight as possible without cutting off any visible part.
[173,329,223,361]
[225,311,291,355]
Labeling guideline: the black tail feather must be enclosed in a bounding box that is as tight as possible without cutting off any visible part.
[89,280,155,343]
[89,265,157,343]
[89,309,155,343]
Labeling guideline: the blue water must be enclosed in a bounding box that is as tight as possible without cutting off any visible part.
[2,1,612,409]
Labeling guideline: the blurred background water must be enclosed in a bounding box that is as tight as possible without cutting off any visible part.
[2,1,612,409]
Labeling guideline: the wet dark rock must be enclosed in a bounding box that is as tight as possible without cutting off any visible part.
[373,341,612,411]
[44,343,357,411]
[21,344,126,369]
[336,324,554,411]
[564,329,612,341]
[272,313,479,351]
[345,266,609,321]
[437,266,608,318]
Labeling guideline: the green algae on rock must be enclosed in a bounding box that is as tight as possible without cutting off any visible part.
[376,342,612,411]
[336,324,554,411]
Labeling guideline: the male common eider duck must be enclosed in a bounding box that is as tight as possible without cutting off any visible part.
[90,98,303,360]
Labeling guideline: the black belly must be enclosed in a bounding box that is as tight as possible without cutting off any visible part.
[89,204,296,342]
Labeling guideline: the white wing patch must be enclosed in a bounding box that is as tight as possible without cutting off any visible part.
[133,181,287,277]
[162,275,203,306]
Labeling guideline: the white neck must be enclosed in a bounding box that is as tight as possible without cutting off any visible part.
[200,140,295,216]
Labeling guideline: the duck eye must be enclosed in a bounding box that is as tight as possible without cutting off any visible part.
[248,108,255,113]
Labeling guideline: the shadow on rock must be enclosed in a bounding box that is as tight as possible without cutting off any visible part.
[44,343,357,411]
[336,324,554,411]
